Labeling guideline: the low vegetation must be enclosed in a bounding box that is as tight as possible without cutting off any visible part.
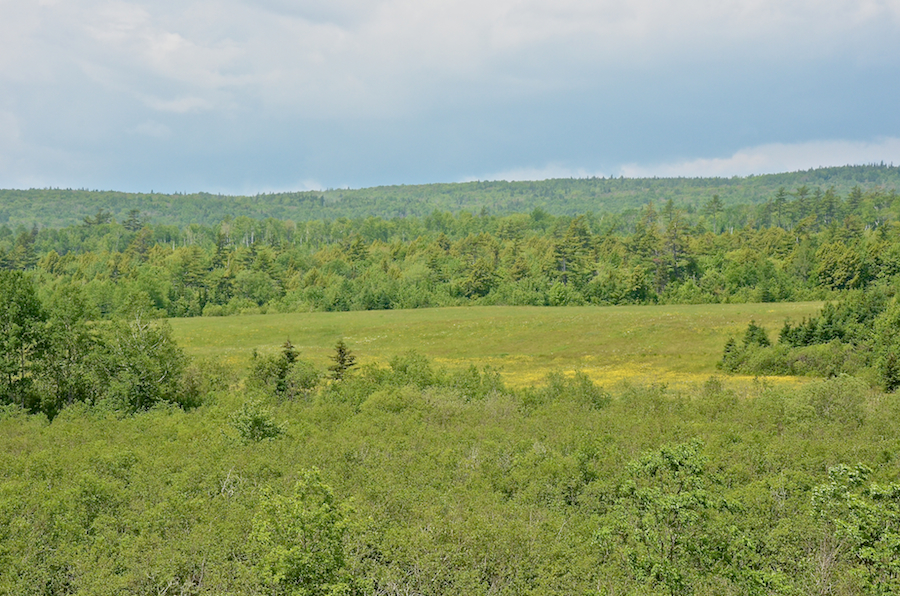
[2,342,899,594]
[1,268,899,594]
[167,301,822,387]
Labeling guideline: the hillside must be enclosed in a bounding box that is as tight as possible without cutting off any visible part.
[2,164,899,227]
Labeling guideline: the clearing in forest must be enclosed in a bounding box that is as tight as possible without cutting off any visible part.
[170,302,822,388]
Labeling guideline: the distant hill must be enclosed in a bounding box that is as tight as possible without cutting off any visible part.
[2,164,899,228]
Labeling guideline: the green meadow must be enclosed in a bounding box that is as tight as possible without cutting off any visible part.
[170,301,822,387]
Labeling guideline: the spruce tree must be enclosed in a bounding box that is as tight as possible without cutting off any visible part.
[328,339,357,381]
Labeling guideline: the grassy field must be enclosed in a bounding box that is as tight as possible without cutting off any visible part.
[170,302,823,388]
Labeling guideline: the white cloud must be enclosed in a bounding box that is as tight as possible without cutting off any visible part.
[141,96,214,113]
[0,111,25,177]
[618,138,900,178]
[130,120,171,138]
[0,109,91,187]
[471,138,900,183]
[2,0,900,190]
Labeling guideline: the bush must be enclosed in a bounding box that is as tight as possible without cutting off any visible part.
[177,358,236,408]
[248,341,320,400]
[328,339,357,381]
[229,399,284,442]
[743,320,771,347]
[284,360,321,400]
[878,350,900,392]
[449,364,504,401]
[788,341,865,377]
[522,371,610,411]
[800,376,867,426]
[248,352,291,396]
[251,468,359,595]
[388,351,439,388]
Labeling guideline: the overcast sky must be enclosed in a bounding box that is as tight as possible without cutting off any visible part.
[2,0,900,193]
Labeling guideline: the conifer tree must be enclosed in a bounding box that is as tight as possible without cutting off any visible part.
[328,339,357,381]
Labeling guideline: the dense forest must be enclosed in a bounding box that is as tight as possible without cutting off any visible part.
[2,164,899,227]
[0,181,897,320]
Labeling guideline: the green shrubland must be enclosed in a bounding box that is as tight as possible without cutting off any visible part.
[1,346,899,594]
[721,280,900,390]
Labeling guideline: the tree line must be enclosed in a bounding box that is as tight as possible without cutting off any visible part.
[0,183,898,318]
[2,164,899,227]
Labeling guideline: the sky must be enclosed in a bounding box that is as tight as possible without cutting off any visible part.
[2,0,900,193]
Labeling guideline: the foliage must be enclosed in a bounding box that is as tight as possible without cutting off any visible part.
[387,350,439,388]
[6,175,900,318]
[4,165,900,228]
[249,349,292,396]
[722,282,900,386]
[0,275,196,417]
[602,439,735,595]
[229,398,284,442]
[0,271,46,410]
[812,464,900,595]
[522,370,610,411]
[95,316,190,412]
[743,320,770,347]
[251,468,359,596]
[285,360,323,400]
[2,346,900,595]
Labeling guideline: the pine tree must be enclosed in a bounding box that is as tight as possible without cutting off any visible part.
[328,339,357,381]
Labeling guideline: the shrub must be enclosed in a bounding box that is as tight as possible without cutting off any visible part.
[743,320,770,347]
[178,358,236,409]
[328,339,357,381]
[248,341,318,400]
[388,350,439,388]
[248,352,291,395]
[800,376,867,426]
[449,364,504,401]
[229,399,284,442]
[284,360,321,400]
[523,371,610,411]
[251,468,359,596]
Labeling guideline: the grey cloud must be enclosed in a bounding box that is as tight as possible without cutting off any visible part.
[0,0,899,191]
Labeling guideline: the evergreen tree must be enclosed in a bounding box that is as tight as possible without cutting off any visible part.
[328,339,357,381]
[0,271,46,409]
[703,194,724,233]
[123,209,144,232]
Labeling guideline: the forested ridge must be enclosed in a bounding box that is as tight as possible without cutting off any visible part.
[0,181,898,318]
[2,163,899,227]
